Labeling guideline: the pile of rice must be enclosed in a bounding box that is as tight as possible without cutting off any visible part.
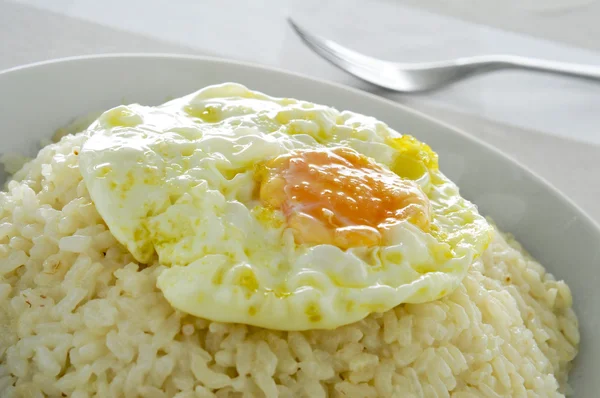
[0,132,579,397]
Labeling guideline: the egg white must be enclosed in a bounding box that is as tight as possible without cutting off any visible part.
[79,83,491,330]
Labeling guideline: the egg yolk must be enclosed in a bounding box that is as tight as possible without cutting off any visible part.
[259,147,431,249]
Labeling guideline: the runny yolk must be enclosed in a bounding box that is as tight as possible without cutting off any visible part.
[259,147,431,249]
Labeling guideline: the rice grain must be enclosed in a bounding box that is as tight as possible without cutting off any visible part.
[0,133,579,397]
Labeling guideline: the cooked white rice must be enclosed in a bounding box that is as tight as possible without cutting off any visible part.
[0,132,579,397]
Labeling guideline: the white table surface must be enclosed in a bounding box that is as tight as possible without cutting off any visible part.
[2,0,599,222]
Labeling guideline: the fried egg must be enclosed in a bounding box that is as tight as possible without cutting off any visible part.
[79,83,492,330]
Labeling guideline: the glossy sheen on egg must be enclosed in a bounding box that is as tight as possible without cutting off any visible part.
[79,83,492,330]
[258,147,432,249]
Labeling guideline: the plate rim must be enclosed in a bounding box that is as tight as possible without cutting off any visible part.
[2,52,598,233]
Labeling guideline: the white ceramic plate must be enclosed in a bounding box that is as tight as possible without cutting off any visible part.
[1,54,598,396]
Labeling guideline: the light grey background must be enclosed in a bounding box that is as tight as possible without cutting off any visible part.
[1,0,599,222]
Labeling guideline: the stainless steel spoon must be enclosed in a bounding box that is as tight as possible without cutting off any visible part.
[289,18,600,93]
